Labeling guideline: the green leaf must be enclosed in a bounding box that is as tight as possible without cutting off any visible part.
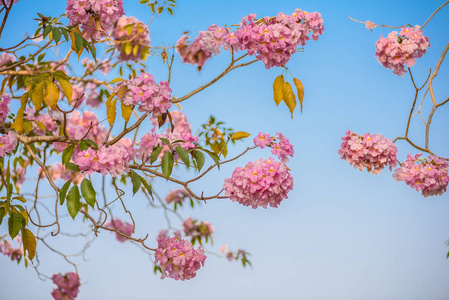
[21,228,36,260]
[131,171,142,196]
[81,179,96,208]
[59,179,71,205]
[65,162,80,172]
[52,27,61,44]
[0,206,6,226]
[150,146,163,164]
[159,137,170,145]
[167,7,174,15]
[202,149,220,169]
[84,139,98,150]
[175,146,190,168]
[62,144,75,165]
[194,151,205,171]
[8,212,23,239]
[43,25,52,39]
[161,151,174,179]
[79,140,88,151]
[66,186,80,219]
[157,6,163,14]
[73,32,83,53]
[138,175,153,200]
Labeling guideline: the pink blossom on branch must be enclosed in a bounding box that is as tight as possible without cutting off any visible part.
[105,219,134,242]
[112,16,151,62]
[51,272,80,300]
[393,153,449,197]
[66,0,125,41]
[223,157,294,209]
[154,236,207,281]
[375,26,430,76]
[0,94,11,124]
[182,217,214,241]
[338,130,398,174]
[253,132,294,162]
[0,131,18,157]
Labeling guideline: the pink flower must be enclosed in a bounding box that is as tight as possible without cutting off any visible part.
[223,157,294,209]
[105,219,133,242]
[0,94,11,124]
[112,16,150,61]
[155,236,207,281]
[66,0,125,41]
[393,153,449,197]
[338,130,398,174]
[182,217,214,241]
[0,132,17,157]
[164,188,191,206]
[51,272,80,300]
[253,132,271,148]
[365,20,376,31]
[375,27,430,76]
[0,236,24,261]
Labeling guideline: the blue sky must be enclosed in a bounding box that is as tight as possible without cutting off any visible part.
[1,0,449,299]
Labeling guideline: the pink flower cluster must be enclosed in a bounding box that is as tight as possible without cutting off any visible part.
[393,153,449,197]
[0,132,17,157]
[66,0,125,41]
[375,26,430,76]
[40,163,84,185]
[176,34,213,71]
[0,236,23,261]
[105,219,133,242]
[0,94,11,124]
[338,130,398,174]
[182,217,214,240]
[254,132,294,162]
[54,111,107,152]
[223,157,294,209]
[177,9,324,69]
[5,165,26,188]
[74,144,131,177]
[136,111,198,163]
[157,229,181,241]
[51,272,80,300]
[24,107,59,136]
[112,16,150,61]
[0,52,15,68]
[0,0,19,6]
[164,188,191,205]
[116,73,172,117]
[155,236,207,281]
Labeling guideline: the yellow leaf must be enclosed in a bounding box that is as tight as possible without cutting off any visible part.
[273,75,285,106]
[10,107,24,134]
[107,97,117,126]
[121,102,132,123]
[293,78,304,113]
[21,228,36,260]
[34,121,46,131]
[23,121,33,134]
[20,210,28,226]
[44,82,59,110]
[283,82,296,119]
[231,131,251,140]
[109,78,125,84]
[31,81,44,111]
[132,45,139,57]
[117,85,127,99]
[124,43,132,55]
[58,78,73,104]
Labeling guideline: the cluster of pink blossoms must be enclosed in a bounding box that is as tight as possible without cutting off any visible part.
[51,272,80,300]
[177,9,324,69]
[393,154,449,197]
[105,219,133,242]
[154,236,207,281]
[0,236,23,261]
[164,188,191,205]
[182,218,214,240]
[112,16,150,61]
[223,157,294,209]
[0,52,15,68]
[136,111,198,163]
[0,94,11,124]
[40,163,84,185]
[0,132,17,157]
[74,144,131,177]
[116,73,172,117]
[66,0,125,41]
[54,111,107,152]
[254,132,294,162]
[375,26,430,76]
[157,229,181,241]
[338,130,398,174]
